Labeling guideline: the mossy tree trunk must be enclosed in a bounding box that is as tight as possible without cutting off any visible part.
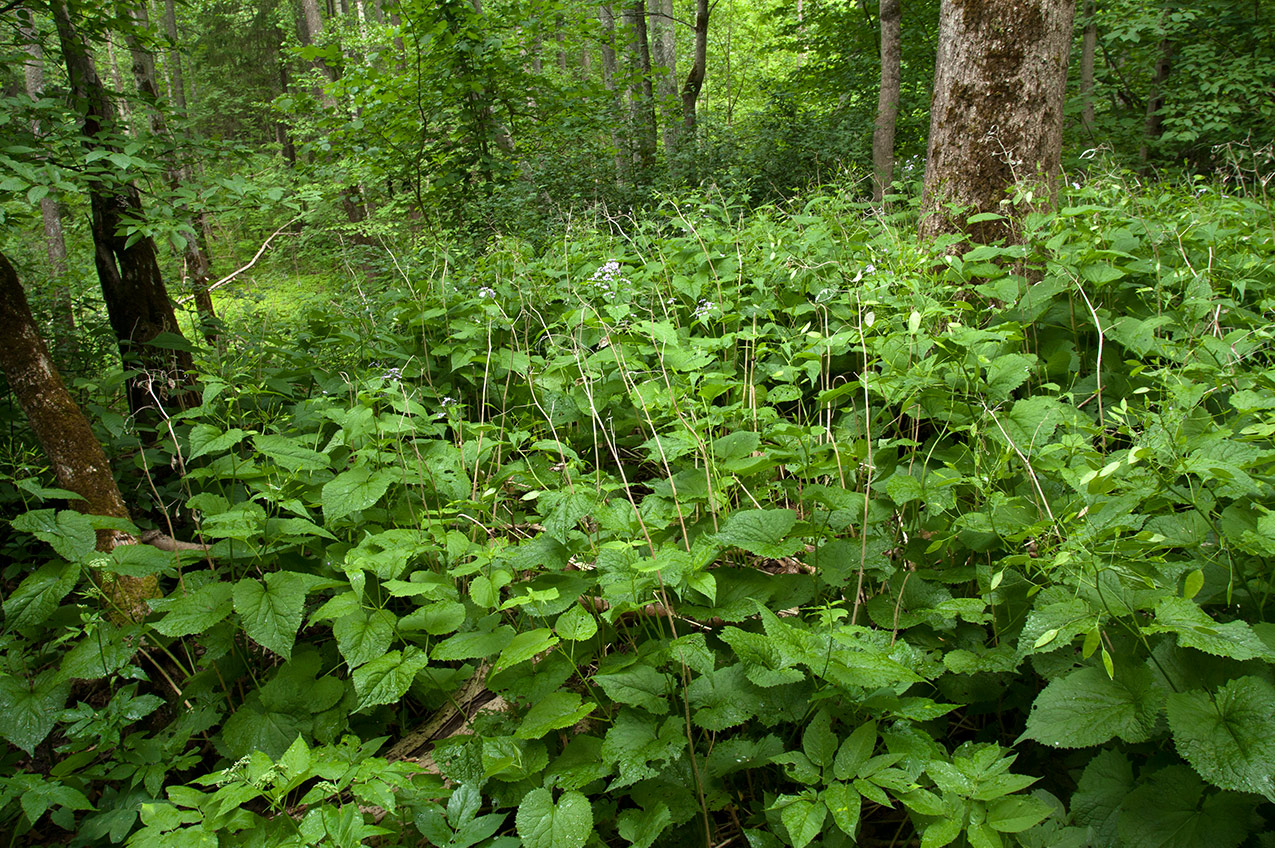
[919,0,1076,244]
[0,249,157,622]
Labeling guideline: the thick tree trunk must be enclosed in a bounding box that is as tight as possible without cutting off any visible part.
[51,0,194,417]
[919,0,1077,244]
[872,0,902,202]
[18,8,74,339]
[1079,0,1097,136]
[681,0,708,134]
[650,0,679,155]
[0,250,157,621]
[624,1,658,174]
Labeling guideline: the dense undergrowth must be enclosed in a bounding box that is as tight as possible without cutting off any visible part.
[3,176,1275,848]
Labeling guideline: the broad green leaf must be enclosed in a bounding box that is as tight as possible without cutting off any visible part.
[601,711,684,789]
[232,572,318,659]
[0,672,69,753]
[493,628,559,674]
[555,604,598,641]
[920,815,962,848]
[61,621,139,680]
[823,782,861,837]
[1022,665,1163,748]
[3,561,80,629]
[19,777,92,826]
[352,648,428,710]
[187,424,248,461]
[986,353,1035,401]
[399,600,466,636]
[1117,766,1254,848]
[515,691,596,740]
[1166,676,1275,801]
[1147,597,1274,662]
[431,626,515,662]
[833,720,877,781]
[1071,749,1132,846]
[334,608,396,669]
[687,665,764,731]
[986,796,1053,832]
[777,795,826,848]
[713,431,760,461]
[322,466,394,523]
[594,666,672,714]
[253,434,329,471]
[515,788,592,848]
[12,509,96,562]
[715,509,803,558]
[802,710,837,769]
[616,802,671,848]
[152,582,233,637]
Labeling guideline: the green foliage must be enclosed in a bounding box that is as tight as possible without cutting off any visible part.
[4,178,1275,847]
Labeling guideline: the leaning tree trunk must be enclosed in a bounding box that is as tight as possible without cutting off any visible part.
[919,0,1077,244]
[871,0,902,202]
[0,250,157,622]
[679,0,709,178]
[50,0,194,418]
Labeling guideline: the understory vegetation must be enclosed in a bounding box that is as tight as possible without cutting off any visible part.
[3,173,1275,847]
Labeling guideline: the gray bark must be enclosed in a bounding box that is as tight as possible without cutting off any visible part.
[624,1,658,173]
[871,0,901,201]
[599,5,627,180]
[919,0,1077,243]
[650,0,679,155]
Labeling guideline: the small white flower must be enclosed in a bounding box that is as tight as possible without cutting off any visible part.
[442,396,458,407]
[478,286,496,299]
[382,367,402,382]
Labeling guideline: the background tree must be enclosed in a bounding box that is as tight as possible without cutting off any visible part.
[871,0,902,201]
[919,0,1076,242]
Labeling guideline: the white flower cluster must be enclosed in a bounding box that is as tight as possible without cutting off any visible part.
[694,300,716,319]
[478,286,497,299]
[589,260,628,301]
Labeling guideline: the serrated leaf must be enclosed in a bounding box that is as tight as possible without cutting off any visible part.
[987,796,1053,832]
[1148,597,1274,661]
[715,509,803,558]
[823,782,861,837]
[687,665,764,731]
[253,434,330,471]
[232,572,317,659]
[431,626,515,662]
[0,673,69,753]
[152,582,233,637]
[1166,676,1275,801]
[333,608,396,669]
[802,710,837,769]
[1071,749,1132,845]
[493,628,559,673]
[555,604,598,641]
[322,466,394,523]
[594,665,672,714]
[616,802,671,848]
[600,711,684,789]
[187,424,248,461]
[515,691,596,739]
[515,788,592,848]
[1117,766,1254,848]
[3,561,80,629]
[12,509,96,562]
[833,720,877,780]
[1022,665,1163,748]
[352,648,428,710]
[778,796,825,848]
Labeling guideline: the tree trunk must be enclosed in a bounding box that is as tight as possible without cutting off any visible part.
[51,0,194,417]
[919,0,1077,244]
[599,5,627,181]
[872,0,902,202]
[678,0,709,181]
[0,249,157,621]
[624,1,658,174]
[1079,0,1097,137]
[126,0,218,342]
[650,0,679,156]
[18,8,74,340]
[1139,12,1173,167]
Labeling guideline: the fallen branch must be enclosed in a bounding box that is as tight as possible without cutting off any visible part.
[176,215,303,305]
